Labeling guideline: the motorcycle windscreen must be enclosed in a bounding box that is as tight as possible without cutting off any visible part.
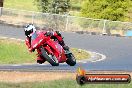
[31,32,43,49]
[31,32,37,40]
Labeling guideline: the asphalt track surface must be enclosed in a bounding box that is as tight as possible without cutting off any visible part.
[0,23,132,71]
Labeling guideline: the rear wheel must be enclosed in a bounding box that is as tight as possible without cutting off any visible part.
[40,47,59,66]
[66,53,76,66]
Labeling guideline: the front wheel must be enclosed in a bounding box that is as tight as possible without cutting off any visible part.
[40,47,59,66]
[66,53,76,66]
[48,54,59,66]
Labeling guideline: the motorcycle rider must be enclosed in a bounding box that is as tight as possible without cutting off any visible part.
[24,24,69,64]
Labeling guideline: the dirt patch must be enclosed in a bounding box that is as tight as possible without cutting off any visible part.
[0,15,45,26]
[0,71,131,83]
[0,71,75,83]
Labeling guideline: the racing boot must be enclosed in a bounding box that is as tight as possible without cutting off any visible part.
[36,55,46,64]
[63,45,71,55]
[59,40,71,54]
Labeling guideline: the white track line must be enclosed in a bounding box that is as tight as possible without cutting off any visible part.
[77,48,106,63]
[90,52,106,62]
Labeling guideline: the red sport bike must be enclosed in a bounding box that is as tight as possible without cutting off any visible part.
[30,31,76,66]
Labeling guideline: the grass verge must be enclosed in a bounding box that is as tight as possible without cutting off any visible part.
[0,38,90,64]
[0,78,131,88]
[0,71,131,88]
[0,39,36,64]
[70,48,90,60]
[4,0,38,11]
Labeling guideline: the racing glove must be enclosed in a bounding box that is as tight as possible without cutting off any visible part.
[56,31,61,37]
[28,47,35,52]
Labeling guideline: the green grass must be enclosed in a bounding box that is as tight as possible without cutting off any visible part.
[70,48,90,60]
[0,39,36,64]
[4,0,38,11]
[4,0,81,12]
[3,0,84,17]
[0,79,131,88]
[0,39,90,64]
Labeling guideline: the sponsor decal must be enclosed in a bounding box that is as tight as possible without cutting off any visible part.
[76,68,131,85]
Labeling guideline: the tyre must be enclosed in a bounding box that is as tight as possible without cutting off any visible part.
[40,47,59,66]
[66,53,76,66]
[48,54,59,66]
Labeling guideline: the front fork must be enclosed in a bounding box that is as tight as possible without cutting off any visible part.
[46,40,60,57]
